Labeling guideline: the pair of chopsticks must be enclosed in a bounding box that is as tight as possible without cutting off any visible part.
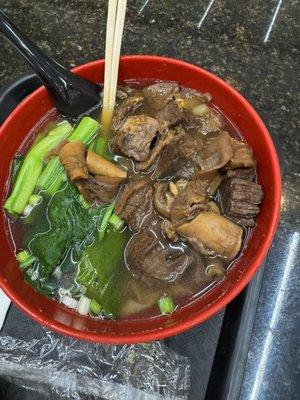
[101,0,127,135]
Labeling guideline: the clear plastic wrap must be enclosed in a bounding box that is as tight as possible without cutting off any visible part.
[0,328,190,400]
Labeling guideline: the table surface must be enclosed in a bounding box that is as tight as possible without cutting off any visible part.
[0,1,299,399]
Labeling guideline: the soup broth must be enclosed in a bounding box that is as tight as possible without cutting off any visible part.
[5,80,263,320]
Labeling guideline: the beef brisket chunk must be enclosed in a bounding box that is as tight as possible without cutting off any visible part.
[111,114,159,162]
[220,178,263,227]
[115,179,153,230]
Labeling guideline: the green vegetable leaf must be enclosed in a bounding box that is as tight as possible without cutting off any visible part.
[29,183,97,278]
[77,227,127,318]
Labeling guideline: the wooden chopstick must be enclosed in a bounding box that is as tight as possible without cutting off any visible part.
[102,0,118,112]
[101,0,127,135]
[108,0,127,110]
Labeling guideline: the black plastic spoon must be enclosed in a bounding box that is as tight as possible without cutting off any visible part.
[0,10,101,119]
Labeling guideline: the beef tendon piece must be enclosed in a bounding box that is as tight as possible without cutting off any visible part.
[136,126,185,172]
[162,219,178,241]
[175,88,212,110]
[116,85,134,100]
[59,140,88,181]
[78,175,122,205]
[113,94,144,131]
[155,101,186,130]
[154,176,209,225]
[125,222,195,286]
[220,178,263,227]
[154,132,201,179]
[177,211,243,260]
[198,131,233,172]
[86,149,127,179]
[225,138,257,169]
[115,179,153,230]
[170,178,210,225]
[111,114,159,162]
[190,105,223,135]
[142,81,180,110]
[153,182,175,218]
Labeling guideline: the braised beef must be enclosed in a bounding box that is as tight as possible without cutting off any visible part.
[78,174,122,205]
[189,108,222,135]
[155,101,186,130]
[115,179,153,230]
[116,85,134,100]
[111,115,159,162]
[113,95,144,131]
[176,87,212,104]
[224,138,256,169]
[154,175,210,228]
[143,81,180,109]
[136,126,185,172]
[220,178,263,227]
[153,182,174,218]
[170,177,210,225]
[198,131,233,172]
[125,221,195,286]
[162,219,178,241]
[225,167,256,180]
[179,255,212,292]
[154,132,201,179]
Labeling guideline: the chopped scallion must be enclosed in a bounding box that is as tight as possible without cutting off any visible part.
[19,255,37,270]
[28,194,42,206]
[16,250,30,263]
[90,299,101,315]
[108,213,124,231]
[98,203,115,241]
[157,295,175,315]
[77,295,91,316]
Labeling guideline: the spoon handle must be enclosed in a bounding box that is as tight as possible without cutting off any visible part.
[0,10,100,118]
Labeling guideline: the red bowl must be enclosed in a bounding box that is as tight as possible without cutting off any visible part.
[0,56,281,344]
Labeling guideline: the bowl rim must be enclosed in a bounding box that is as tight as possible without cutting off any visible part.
[0,55,281,343]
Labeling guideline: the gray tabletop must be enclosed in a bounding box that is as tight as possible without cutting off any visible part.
[0,1,299,400]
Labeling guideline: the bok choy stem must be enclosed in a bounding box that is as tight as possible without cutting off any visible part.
[4,121,72,215]
[90,136,109,156]
[37,117,100,195]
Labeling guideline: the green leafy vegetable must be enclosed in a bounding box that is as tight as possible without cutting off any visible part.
[29,183,96,278]
[77,227,127,318]
[4,121,72,215]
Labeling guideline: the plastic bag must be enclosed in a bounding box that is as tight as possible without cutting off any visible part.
[0,328,190,400]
